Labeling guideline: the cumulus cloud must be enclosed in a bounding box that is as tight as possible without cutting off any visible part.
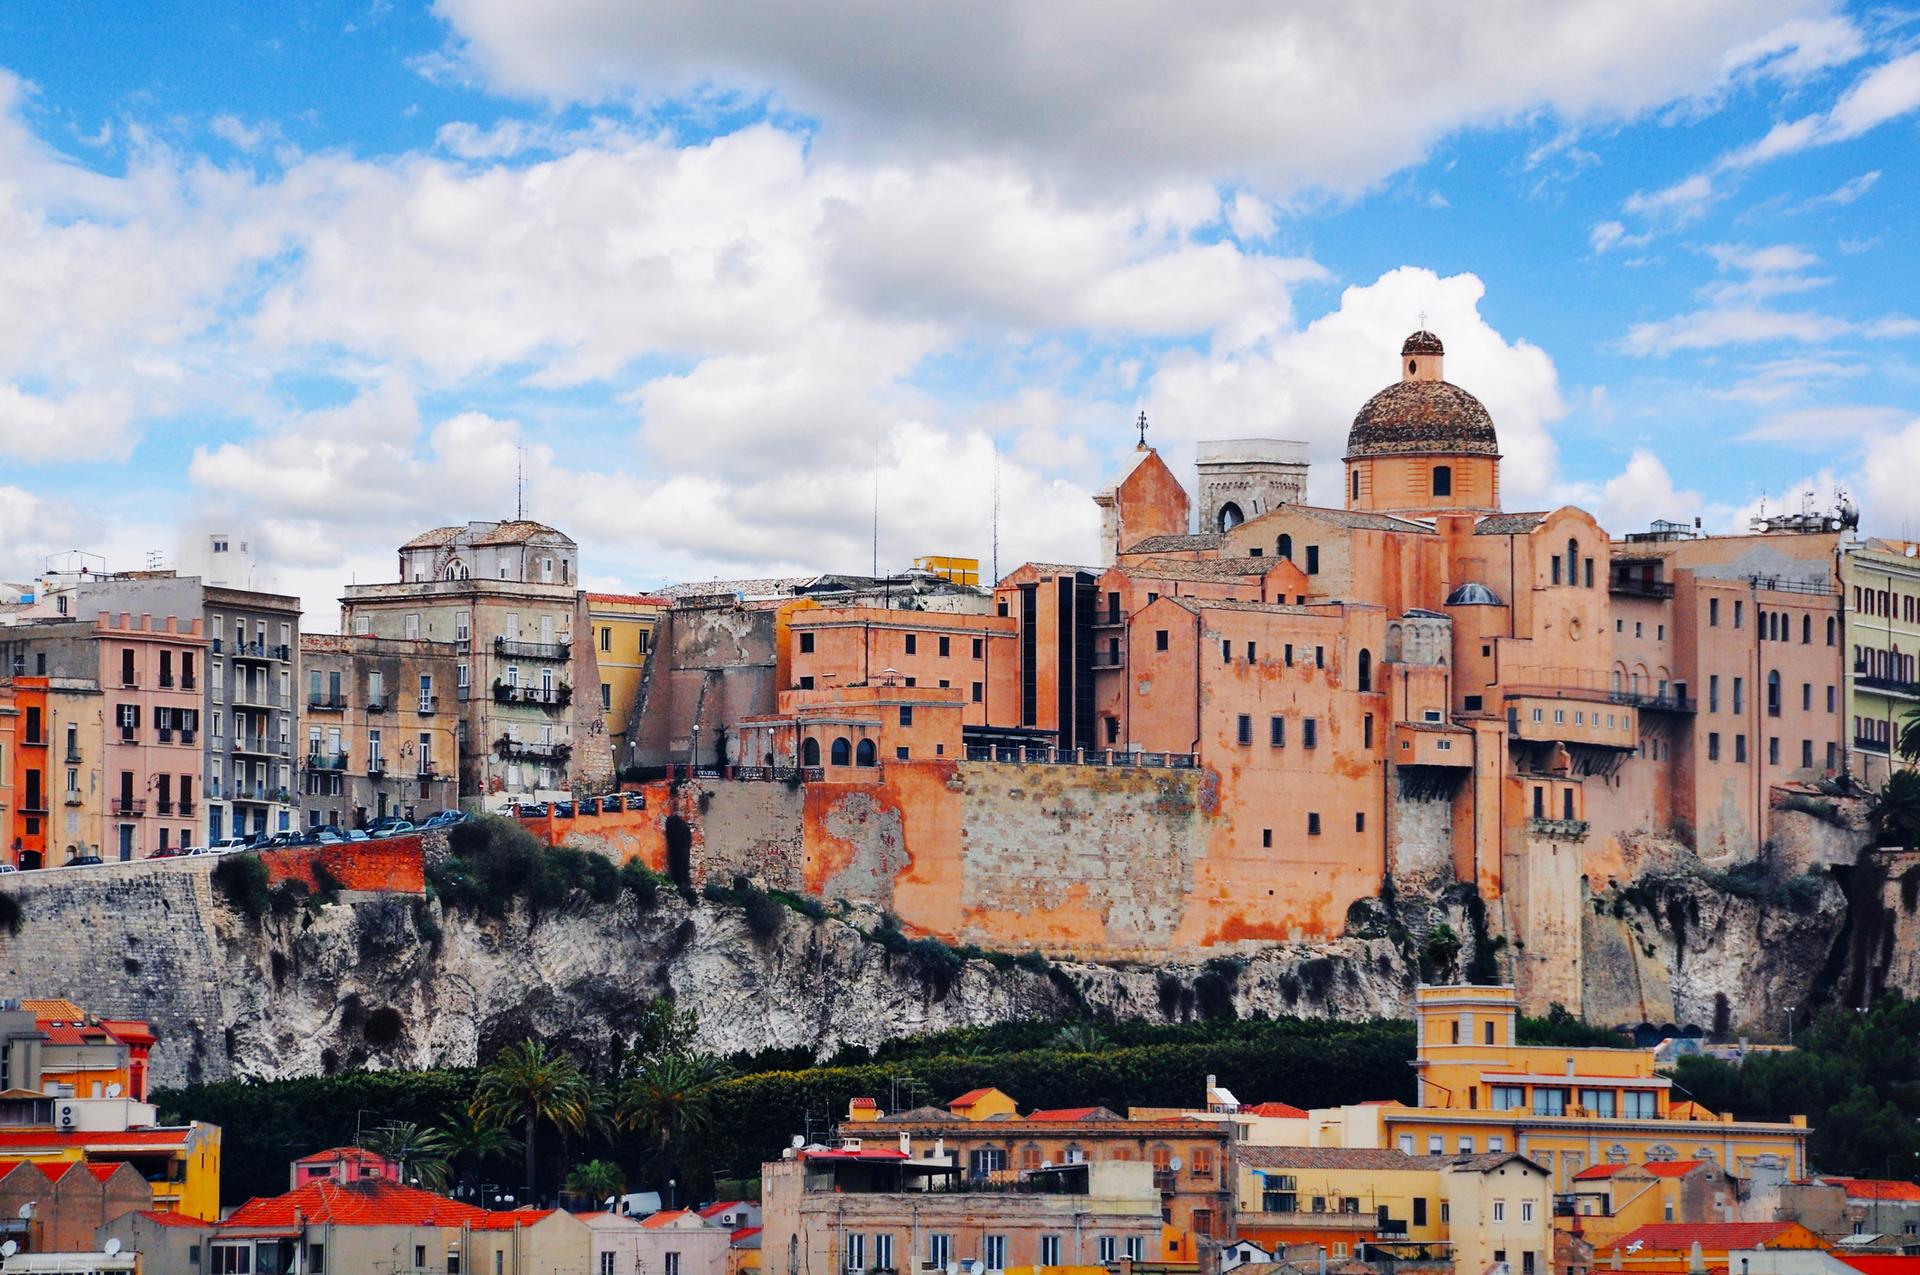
[0,384,137,461]
[1138,266,1567,509]
[429,0,1835,196]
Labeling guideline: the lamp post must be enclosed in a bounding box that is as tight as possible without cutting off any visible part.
[1785,1005,1795,1047]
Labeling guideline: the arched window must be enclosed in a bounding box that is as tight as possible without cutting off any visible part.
[1351,469,1361,500]
[1432,465,1452,498]
[830,737,851,766]
[1802,614,1812,644]
[1828,616,1837,646]
[855,739,877,766]
[1277,534,1293,560]
[1566,538,1580,587]
[1217,502,1244,532]
[1357,649,1372,692]
[801,737,821,767]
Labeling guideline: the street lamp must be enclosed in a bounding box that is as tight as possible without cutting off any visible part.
[1785,1006,1795,1047]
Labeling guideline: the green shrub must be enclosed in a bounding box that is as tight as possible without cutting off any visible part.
[620,859,662,909]
[740,888,784,941]
[425,816,622,916]
[212,854,272,921]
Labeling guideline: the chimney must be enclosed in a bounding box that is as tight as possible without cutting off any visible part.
[1688,1241,1706,1274]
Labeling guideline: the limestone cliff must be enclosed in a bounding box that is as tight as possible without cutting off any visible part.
[0,858,1411,1090]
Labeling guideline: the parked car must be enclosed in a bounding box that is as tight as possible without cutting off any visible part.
[209,836,252,853]
[370,821,417,839]
[365,815,409,834]
[185,846,218,857]
[551,800,575,818]
[622,792,647,811]
[65,855,104,867]
[418,809,465,829]
[509,801,549,818]
[313,829,345,845]
[343,829,371,843]
[148,846,183,859]
[0,863,18,874]
[261,831,302,849]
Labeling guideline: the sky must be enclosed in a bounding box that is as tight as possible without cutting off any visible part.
[1,2,1918,623]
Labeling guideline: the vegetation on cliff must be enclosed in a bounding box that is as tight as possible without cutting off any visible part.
[159,1002,1625,1206]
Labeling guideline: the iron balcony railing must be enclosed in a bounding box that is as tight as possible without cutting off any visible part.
[494,636,571,661]
[305,752,350,772]
[111,798,147,817]
[229,640,291,661]
[308,694,347,712]
[1608,577,1675,599]
[962,744,1198,768]
[1855,734,1890,754]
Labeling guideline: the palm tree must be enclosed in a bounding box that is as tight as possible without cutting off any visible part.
[1052,1022,1106,1052]
[470,1038,594,1197]
[1898,706,1920,763]
[1871,769,1920,848]
[363,1120,454,1192]
[615,1053,717,1188]
[566,1159,627,1210]
[437,1109,524,1194]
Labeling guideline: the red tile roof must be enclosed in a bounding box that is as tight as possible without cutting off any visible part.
[848,1098,879,1111]
[699,1201,753,1219]
[1644,1160,1708,1178]
[1605,1222,1798,1253]
[642,1209,694,1229]
[733,1226,763,1245]
[949,1088,997,1107]
[1822,1178,1920,1202]
[1242,1102,1308,1119]
[1838,1258,1920,1275]
[1574,1164,1630,1181]
[294,1146,392,1166]
[134,1210,209,1229]
[1024,1107,1110,1122]
[223,1180,490,1230]
[469,1209,557,1232]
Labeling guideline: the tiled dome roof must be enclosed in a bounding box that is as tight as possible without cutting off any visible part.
[1347,379,1499,458]
[1401,330,1445,356]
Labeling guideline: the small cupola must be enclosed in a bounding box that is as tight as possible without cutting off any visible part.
[1402,330,1444,383]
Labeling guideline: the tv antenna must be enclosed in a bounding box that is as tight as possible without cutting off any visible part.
[516,445,526,520]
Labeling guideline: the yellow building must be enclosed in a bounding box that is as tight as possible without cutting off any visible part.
[1381,985,1808,1189]
[586,593,667,769]
[1233,1146,1554,1273]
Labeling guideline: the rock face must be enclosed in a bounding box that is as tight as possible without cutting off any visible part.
[0,857,1418,1089]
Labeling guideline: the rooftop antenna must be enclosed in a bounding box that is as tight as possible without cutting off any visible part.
[516,444,526,521]
[991,444,1001,585]
[873,431,886,609]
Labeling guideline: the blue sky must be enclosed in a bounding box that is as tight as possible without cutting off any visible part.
[1,1,1918,617]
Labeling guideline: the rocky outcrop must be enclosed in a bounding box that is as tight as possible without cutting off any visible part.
[0,858,1418,1089]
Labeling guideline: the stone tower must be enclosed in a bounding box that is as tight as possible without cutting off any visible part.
[1195,439,1309,533]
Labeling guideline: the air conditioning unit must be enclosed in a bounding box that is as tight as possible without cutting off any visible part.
[57,1102,77,1129]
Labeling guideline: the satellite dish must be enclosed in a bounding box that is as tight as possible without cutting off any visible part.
[969,1261,984,1275]
[17,1203,32,1219]
[947,1263,960,1275]
[107,1082,123,1097]
[1,1240,17,1257]
[105,1238,123,1256]
[1169,1157,1183,1172]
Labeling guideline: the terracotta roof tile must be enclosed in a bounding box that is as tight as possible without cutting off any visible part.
[949,1088,998,1107]
[1821,1178,1920,1202]
[1347,379,1499,459]
[223,1180,490,1230]
[1475,512,1549,536]
[1242,1102,1309,1119]
[1122,557,1274,582]
[1239,1146,1425,1171]
[1122,534,1224,556]
[1024,1106,1120,1122]
[1603,1222,1797,1253]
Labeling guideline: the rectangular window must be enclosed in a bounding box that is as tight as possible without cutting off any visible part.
[1307,812,1321,835]
[1521,1201,1535,1223]
[984,1235,1006,1272]
[905,634,917,655]
[938,635,951,657]
[1493,1201,1507,1223]
[972,638,983,658]
[1428,1136,1444,1154]
[971,682,983,703]
[1734,600,1744,628]
[1270,716,1285,747]
[1622,1090,1658,1118]
[1155,629,1169,651]
[1769,736,1780,765]
[846,1234,866,1271]
[1097,1237,1117,1265]
[1802,739,1813,768]
[1237,714,1252,745]
[899,706,913,727]
[1363,713,1373,749]
[874,1235,894,1271]
[1491,1085,1526,1111]
[665,1255,680,1275]
[1305,545,1319,574]
[1733,677,1744,714]
[1262,828,1272,848]
[1040,1236,1062,1268]
[1125,1237,1146,1262]
[1710,598,1720,626]
[930,1236,951,1269]
[1222,639,1232,664]
[1579,1089,1616,1117]
[1355,811,1366,832]
[799,631,814,654]
[1735,734,1748,763]
[1708,732,1720,761]
[1531,1088,1567,1116]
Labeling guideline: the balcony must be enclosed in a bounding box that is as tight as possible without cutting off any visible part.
[493,736,572,764]
[180,729,197,746]
[308,694,347,712]
[416,761,440,779]
[21,733,47,748]
[1612,690,1696,713]
[1610,576,1676,600]
[367,757,388,778]
[231,736,287,758]
[494,636,571,661]
[230,641,291,662]
[18,800,48,815]
[180,676,196,691]
[178,800,195,817]
[1527,816,1591,841]
[1092,607,1126,628]
[304,752,350,772]
[417,695,440,715]
[1855,734,1889,755]
[64,749,83,763]
[111,798,147,817]
[157,674,175,688]
[1855,670,1920,699]
[231,782,268,802]
[156,800,175,815]
[366,698,389,714]
[63,791,83,806]
[492,682,572,708]
[232,686,289,710]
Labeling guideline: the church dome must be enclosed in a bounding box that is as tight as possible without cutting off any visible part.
[1445,581,1503,606]
[1401,330,1444,356]
[1346,378,1499,459]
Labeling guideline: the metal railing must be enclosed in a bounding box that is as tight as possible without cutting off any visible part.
[962,744,1199,768]
[493,683,571,707]
[111,798,147,816]
[231,687,289,709]
[1855,672,1920,697]
[1855,734,1889,754]
[494,637,571,661]
[305,752,350,771]
[417,695,439,714]
[1527,816,1591,841]
[308,694,347,712]
[230,640,291,661]
[1608,577,1675,599]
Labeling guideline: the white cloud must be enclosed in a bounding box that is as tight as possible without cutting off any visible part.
[1812,169,1880,205]
[1563,450,1718,538]
[1621,306,1851,355]
[1743,404,1912,445]
[1138,266,1567,509]
[0,384,137,461]
[430,0,1833,196]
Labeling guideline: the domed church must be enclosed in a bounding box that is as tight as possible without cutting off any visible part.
[1345,330,1501,517]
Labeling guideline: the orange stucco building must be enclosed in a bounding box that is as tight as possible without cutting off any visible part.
[620,329,1846,1013]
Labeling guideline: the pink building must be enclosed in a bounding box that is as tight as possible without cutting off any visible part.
[97,612,208,859]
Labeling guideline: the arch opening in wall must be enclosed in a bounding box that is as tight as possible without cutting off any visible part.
[1357,649,1372,692]
[855,739,877,766]
[801,737,821,767]
[1277,533,1293,560]
[830,737,851,766]
[1218,502,1244,532]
